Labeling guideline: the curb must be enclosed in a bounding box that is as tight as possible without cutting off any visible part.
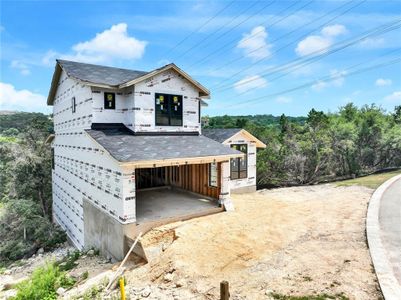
[366,174,401,300]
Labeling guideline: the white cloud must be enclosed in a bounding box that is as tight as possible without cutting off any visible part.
[237,26,272,61]
[42,23,147,65]
[295,24,347,57]
[10,60,31,76]
[275,96,292,103]
[375,78,392,86]
[233,75,268,93]
[383,91,401,102]
[312,69,347,91]
[0,82,50,113]
[358,37,385,49]
[321,24,347,37]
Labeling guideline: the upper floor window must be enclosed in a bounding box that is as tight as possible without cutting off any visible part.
[155,93,182,126]
[104,92,116,109]
[230,144,247,180]
[71,97,76,113]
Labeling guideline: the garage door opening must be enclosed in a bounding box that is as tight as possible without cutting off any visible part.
[135,164,222,224]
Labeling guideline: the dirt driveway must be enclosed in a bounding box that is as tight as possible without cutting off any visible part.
[124,184,382,299]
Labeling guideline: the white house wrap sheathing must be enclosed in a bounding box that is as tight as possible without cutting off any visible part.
[50,66,218,250]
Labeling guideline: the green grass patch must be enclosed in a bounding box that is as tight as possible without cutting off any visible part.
[270,292,349,300]
[0,135,18,143]
[336,170,401,189]
[12,262,76,300]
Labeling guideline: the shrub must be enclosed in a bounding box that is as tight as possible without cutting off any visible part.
[12,263,75,300]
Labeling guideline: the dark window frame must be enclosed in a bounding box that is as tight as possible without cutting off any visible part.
[230,144,248,180]
[155,93,183,126]
[209,162,218,187]
[198,100,201,124]
[104,92,116,110]
[71,97,76,113]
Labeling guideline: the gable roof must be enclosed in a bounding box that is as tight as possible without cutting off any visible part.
[47,60,210,105]
[202,128,266,148]
[202,128,242,143]
[85,124,242,168]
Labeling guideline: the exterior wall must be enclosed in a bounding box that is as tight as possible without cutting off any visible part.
[131,69,201,133]
[223,132,258,193]
[51,70,136,250]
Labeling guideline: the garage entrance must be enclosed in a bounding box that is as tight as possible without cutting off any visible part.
[135,164,222,224]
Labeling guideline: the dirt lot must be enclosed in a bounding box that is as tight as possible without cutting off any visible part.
[123,184,381,299]
[1,183,383,299]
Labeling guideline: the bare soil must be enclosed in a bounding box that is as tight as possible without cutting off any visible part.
[1,184,382,299]
[124,184,381,299]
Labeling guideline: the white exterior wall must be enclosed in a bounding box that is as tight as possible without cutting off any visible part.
[131,69,201,133]
[52,70,135,250]
[224,132,258,191]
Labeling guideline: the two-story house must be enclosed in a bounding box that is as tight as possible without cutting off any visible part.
[47,60,265,260]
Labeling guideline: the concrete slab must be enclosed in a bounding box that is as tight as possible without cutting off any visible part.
[136,187,219,224]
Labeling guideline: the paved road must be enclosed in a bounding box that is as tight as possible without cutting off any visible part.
[379,177,401,284]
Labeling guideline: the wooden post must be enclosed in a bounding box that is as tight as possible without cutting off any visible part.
[220,280,229,300]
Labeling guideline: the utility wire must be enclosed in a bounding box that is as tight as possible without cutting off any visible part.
[225,54,401,109]
[174,0,276,60]
[215,18,400,92]
[212,0,367,90]
[229,21,401,96]
[188,0,313,68]
[210,0,356,72]
[164,0,236,57]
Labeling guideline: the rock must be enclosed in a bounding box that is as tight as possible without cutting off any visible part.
[87,249,95,256]
[164,273,174,282]
[141,287,152,298]
[3,270,11,276]
[37,248,44,255]
[56,287,66,296]
[175,279,185,288]
[265,289,273,296]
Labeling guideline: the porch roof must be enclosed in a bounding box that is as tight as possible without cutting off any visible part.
[85,125,242,167]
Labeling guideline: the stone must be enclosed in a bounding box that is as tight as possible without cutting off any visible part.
[175,279,185,288]
[56,287,66,296]
[141,287,152,298]
[37,248,44,255]
[3,269,11,276]
[87,249,95,256]
[164,273,174,282]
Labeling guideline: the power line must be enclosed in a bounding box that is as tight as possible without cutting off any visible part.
[188,0,309,68]
[174,0,276,60]
[225,54,401,109]
[211,0,367,90]
[164,0,236,57]
[210,0,356,72]
[215,18,400,92]
[230,21,401,96]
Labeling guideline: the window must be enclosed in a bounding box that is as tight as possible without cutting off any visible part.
[198,100,201,124]
[71,97,76,113]
[104,92,116,109]
[209,162,218,187]
[155,93,183,126]
[230,144,247,180]
[51,148,55,170]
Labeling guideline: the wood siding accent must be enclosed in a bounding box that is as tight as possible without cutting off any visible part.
[136,163,221,199]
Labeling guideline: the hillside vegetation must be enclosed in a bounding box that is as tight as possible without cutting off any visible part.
[205,104,401,187]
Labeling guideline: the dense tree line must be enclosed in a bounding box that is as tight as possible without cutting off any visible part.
[205,104,401,187]
[0,113,65,263]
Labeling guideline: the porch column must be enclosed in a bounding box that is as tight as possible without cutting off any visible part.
[219,161,235,211]
[121,168,136,223]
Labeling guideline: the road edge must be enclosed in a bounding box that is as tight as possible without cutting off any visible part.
[366,174,401,300]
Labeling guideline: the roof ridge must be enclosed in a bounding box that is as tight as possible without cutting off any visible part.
[56,59,148,73]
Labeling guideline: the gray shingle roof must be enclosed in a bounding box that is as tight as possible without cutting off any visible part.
[57,59,148,86]
[86,127,242,163]
[202,128,242,143]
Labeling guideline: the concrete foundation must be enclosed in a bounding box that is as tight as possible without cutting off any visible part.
[230,185,257,194]
[136,187,219,224]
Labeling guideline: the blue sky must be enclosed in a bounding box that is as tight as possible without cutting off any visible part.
[1,0,400,116]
